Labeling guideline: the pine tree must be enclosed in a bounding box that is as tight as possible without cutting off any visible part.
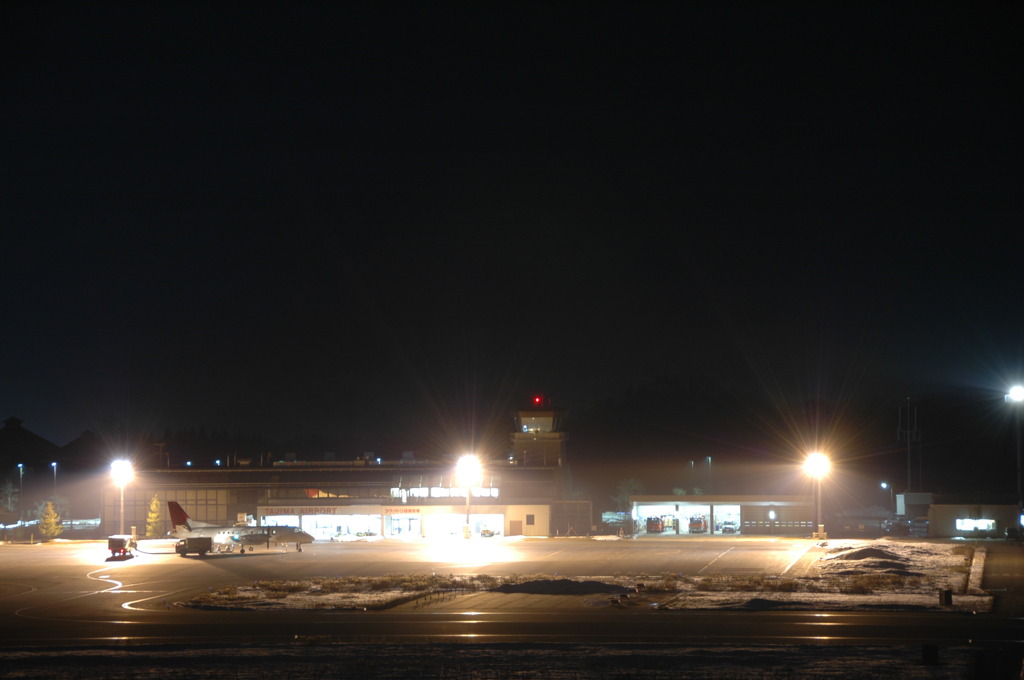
[145,494,163,538]
[0,480,18,512]
[38,501,63,540]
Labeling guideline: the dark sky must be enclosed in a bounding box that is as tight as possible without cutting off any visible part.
[3,3,1022,496]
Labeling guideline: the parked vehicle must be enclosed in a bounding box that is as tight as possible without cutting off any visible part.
[175,536,213,556]
[107,535,136,557]
[688,515,707,533]
[882,517,911,536]
[720,519,739,534]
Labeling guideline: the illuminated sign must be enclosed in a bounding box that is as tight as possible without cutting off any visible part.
[955,518,995,532]
[384,507,421,515]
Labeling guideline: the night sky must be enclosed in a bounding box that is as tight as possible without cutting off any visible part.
[3,4,1022,502]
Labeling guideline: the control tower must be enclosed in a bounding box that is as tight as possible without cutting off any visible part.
[512,394,566,467]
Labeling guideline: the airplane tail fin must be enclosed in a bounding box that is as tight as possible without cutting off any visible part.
[168,501,219,531]
[167,501,192,531]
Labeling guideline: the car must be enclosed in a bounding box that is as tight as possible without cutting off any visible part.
[720,520,739,534]
[882,517,911,536]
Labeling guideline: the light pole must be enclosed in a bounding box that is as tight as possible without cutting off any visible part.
[456,454,482,539]
[110,460,134,535]
[16,463,23,520]
[880,482,894,515]
[50,462,57,496]
[803,452,830,539]
[1005,386,1024,530]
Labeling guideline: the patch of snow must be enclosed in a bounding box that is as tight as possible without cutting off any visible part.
[181,539,991,614]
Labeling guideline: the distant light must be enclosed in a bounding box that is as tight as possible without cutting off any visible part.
[880,482,889,490]
[17,463,23,469]
[51,462,57,469]
[1008,386,1024,403]
[215,459,222,467]
[376,457,382,465]
[803,452,830,479]
[185,461,192,467]
[768,510,776,521]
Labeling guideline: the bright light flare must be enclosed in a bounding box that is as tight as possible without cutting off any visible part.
[1007,386,1024,403]
[110,459,134,487]
[456,454,482,488]
[803,452,830,479]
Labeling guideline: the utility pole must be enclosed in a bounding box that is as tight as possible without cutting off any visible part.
[897,397,920,493]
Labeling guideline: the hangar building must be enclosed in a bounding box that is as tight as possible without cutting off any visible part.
[630,494,816,536]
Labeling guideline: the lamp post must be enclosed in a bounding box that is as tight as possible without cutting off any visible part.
[456,454,482,539]
[803,452,830,539]
[880,482,894,515]
[1006,386,1024,529]
[16,463,23,520]
[110,460,134,536]
[50,462,57,495]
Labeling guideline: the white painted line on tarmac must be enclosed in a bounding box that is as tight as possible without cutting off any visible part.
[698,547,734,574]
[782,543,813,576]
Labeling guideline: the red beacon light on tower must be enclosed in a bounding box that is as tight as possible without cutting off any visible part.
[531,394,547,408]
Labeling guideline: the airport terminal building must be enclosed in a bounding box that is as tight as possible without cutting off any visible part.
[96,403,591,540]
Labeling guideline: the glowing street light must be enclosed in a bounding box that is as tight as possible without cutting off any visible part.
[16,463,24,520]
[110,459,134,535]
[803,452,830,539]
[456,454,482,539]
[50,462,57,495]
[880,481,894,515]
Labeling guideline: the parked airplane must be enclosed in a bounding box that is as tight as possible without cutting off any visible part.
[167,501,315,553]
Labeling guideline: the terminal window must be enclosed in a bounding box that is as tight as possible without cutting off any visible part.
[955,518,995,532]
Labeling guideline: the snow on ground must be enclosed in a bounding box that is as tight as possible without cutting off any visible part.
[181,538,992,614]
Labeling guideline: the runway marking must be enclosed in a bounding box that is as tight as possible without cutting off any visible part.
[698,547,734,574]
[13,568,128,620]
[782,544,813,576]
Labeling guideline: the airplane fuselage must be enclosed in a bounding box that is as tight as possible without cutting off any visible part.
[167,502,314,553]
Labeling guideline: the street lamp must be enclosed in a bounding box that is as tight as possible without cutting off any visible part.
[803,452,830,539]
[456,454,482,539]
[16,463,23,520]
[1006,385,1024,529]
[880,482,894,515]
[50,462,57,495]
[110,460,134,535]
